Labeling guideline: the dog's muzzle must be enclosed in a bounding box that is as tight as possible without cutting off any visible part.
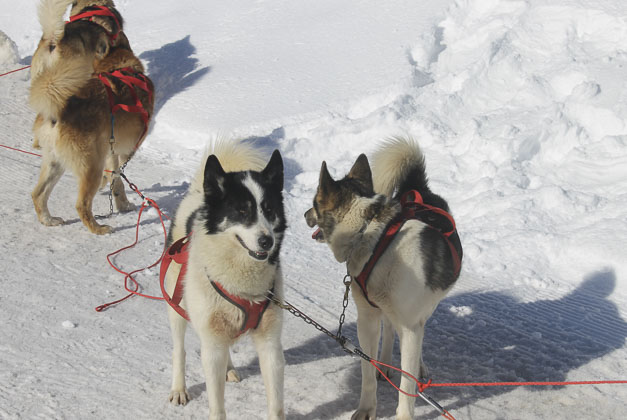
[236,235,269,261]
[304,208,325,242]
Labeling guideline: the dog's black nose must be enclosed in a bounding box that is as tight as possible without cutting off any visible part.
[258,235,274,251]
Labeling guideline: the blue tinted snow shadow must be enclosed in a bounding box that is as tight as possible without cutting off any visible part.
[261,268,626,419]
[139,35,211,116]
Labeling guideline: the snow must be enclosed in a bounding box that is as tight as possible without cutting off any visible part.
[1,0,626,419]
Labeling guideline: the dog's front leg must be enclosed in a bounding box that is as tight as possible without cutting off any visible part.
[168,307,189,405]
[252,331,285,420]
[200,335,229,420]
[352,305,381,420]
[395,324,425,420]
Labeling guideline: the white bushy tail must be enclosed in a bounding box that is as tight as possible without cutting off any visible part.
[371,136,427,196]
[38,0,72,44]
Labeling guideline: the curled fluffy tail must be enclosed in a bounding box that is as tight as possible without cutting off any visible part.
[371,136,429,197]
[29,58,93,120]
[190,139,271,192]
[38,0,72,44]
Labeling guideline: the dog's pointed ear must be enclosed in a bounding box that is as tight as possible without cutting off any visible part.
[318,161,339,196]
[347,154,373,193]
[95,33,110,60]
[261,149,284,191]
[203,154,226,198]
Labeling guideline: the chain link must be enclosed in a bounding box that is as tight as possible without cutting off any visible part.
[336,274,352,338]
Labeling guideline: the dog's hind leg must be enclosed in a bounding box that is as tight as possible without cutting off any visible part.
[200,335,228,420]
[76,161,112,234]
[109,154,136,213]
[32,156,65,226]
[352,303,382,420]
[168,307,190,405]
[226,351,241,382]
[395,324,426,420]
[252,330,285,420]
[377,316,395,381]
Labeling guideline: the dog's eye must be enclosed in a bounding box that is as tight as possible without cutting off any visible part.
[261,201,273,216]
[49,44,56,53]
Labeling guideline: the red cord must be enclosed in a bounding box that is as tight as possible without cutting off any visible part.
[95,179,170,312]
[370,358,627,419]
[0,65,31,78]
[0,143,42,157]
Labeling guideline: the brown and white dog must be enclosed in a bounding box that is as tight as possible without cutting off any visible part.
[305,137,462,419]
[29,0,153,234]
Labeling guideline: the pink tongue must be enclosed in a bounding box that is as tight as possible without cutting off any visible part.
[312,228,322,240]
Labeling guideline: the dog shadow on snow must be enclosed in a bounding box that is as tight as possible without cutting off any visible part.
[236,268,626,419]
[139,35,211,116]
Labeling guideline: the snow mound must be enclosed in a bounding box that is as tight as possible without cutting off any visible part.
[0,30,19,71]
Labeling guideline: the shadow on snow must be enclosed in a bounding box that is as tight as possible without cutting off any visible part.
[242,268,627,419]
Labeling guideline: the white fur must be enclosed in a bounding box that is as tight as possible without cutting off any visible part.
[165,141,285,420]
[38,0,71,44]
[31,0,72,78]
[371,136,426,196]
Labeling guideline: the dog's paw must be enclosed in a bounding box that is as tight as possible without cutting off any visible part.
[168,389,190,405]
[116,201,136,213]
[351,408,376,420]
[226,368,241,382]
[41,216,64,226]
[92,224,113,235]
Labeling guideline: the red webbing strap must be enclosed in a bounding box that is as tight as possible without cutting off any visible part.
[97,67,152,149]
[354,217,404,308]
[159,235,191,321]
[401,190,462,278]
[211,281,272,337]
[69,6,121,42]
[354,190,463,307]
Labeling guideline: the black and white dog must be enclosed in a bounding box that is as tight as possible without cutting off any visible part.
[164,141,286,420]
[305,137,462,420]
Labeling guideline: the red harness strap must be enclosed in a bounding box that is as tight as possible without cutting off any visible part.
[210,282,272,338]
[97,67,152,150]
[159,235,191,321]
[159,235,272,337]
[354,190,463,308]
[68,6,121,42]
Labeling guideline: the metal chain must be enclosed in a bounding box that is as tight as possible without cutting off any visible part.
[267,281,450,416]
[336,274,352,338]
[266,288,369,360]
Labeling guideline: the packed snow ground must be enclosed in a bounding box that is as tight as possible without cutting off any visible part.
[1,0,626,419]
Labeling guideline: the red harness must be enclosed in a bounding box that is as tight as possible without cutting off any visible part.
[97,67,152,150]
[68,6,121,43]
[354,190,463,308]
[159,235,272,337]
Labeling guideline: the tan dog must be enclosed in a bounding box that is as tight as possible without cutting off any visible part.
[29,0,153,234]
[305,137,462,419]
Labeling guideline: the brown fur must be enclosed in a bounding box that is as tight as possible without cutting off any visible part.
[29,1,153,234]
